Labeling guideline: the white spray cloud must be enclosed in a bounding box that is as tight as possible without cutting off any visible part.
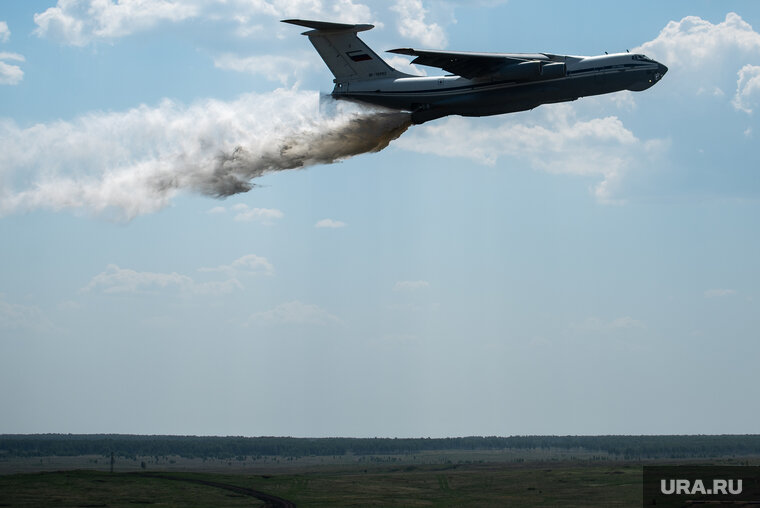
[0,89,411,220]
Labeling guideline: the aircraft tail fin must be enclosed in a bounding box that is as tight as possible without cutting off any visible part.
[283,19,409,82]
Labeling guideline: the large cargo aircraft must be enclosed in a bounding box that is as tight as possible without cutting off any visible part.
[283,19,667,124]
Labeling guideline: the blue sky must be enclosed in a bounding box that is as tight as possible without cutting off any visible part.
[1,0,759,437]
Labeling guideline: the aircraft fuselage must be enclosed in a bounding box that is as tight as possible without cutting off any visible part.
[332,53,667,124]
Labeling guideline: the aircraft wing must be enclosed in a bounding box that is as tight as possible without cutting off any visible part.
[387,48,551,79]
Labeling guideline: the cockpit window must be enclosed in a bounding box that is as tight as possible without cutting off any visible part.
[632,54,652,61]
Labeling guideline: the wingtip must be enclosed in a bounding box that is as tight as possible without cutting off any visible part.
[387,48,416,55]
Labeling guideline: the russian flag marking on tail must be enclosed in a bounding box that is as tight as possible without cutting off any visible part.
[347,50,372,62]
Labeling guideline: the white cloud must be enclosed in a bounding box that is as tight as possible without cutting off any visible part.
[390,0,447,47]
[636,12,760,106]
[733,64,760,114]
[83,254,272,295]
[32,0,374,46]
[248,300,341,326]
[314,218,346,228]
[0,294,51,331]
[0,21,10,43]
[232,0,373,23]
[207,206,226,214]
[199,254,274,277]
[214,53,315,86]
[384,55,427,76]
[704,289,736,298]
[394,280,429,291]
[83,264,199,294]
[0,52,24,85]
[395,106,664,203]
[231,204,284,224]
[34,0,199,46]
[638,12,760,70]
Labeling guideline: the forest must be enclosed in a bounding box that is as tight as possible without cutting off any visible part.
[2,434,759,460]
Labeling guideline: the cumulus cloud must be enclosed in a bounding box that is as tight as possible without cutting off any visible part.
[384,55,427,76]
[83,254,272,295]
[199,253,274,277]
[248,300,341,326]
[733,64,760,114]
[0,21,10,43]
[214,53,316,86]
[230,204,284,224]
[0,90,411,220]
[395,105,665,203]
[0,52,24,85]
[394,280,429,291]
[83,265,200,294]
[314,218,346,228]
[0,294,52,331]
[33,0,374,45]
[638,12,760,69]
[390,0,447,47]
[636,12,760,102]
[233,0,372,23]
[34,0,199,46]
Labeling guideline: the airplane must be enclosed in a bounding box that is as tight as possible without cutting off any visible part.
[283,19,667,124]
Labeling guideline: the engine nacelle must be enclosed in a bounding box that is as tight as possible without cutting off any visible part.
[540,62,566,79]
[494,60,542,81]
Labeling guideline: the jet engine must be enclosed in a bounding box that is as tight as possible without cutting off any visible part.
[540,62,566,79]
[494,61,566,81]
[494,61,542,81]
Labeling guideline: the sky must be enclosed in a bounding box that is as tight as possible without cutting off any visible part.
[1,0,759,438]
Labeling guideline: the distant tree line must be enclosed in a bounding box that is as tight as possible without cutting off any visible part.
[1,434,759,460]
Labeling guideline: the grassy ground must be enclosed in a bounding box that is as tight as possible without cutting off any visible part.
[0,470,263,508]
[0,463,640,507]
[237,463,642,507]
[1,455,758,507]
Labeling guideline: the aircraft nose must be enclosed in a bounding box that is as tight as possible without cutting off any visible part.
[658,63,668,76]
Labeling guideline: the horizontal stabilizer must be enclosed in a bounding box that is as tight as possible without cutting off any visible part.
[282,19,373,35]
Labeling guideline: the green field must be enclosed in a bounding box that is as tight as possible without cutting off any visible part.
[2,443,759,507]
[0,461,645,507]
[0,470,265,508]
